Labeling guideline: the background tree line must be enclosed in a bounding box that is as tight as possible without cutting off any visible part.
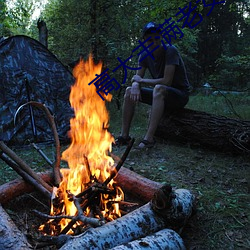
[1,0,249,92]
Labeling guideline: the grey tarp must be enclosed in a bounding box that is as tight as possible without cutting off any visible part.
[0,35,74,144]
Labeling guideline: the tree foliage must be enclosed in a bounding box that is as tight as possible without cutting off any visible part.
[2,0,250,90]
[0,0,11,36]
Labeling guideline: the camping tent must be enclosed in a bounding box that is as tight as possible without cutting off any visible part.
[0,35,74,145]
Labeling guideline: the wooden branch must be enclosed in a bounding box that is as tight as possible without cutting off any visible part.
[72,194,105,227]
[83,155,92,180]
[14,101,62,186]
[33,197,104,229]
[32,143,53,167]
[0,141,52,193]
[0,152,51,199]
[33,209,74,220]
[104,138,135,186]
[0,204,32,249]
[156,108,250,154]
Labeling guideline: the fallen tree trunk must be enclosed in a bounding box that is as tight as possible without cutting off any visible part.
[60,186,195,250]
[110,228,185,250]
[155,108,250,154]
[0,204,32,249]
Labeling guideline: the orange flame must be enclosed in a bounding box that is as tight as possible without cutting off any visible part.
[44,55,123,234]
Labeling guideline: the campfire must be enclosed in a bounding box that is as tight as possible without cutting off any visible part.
[39,55,128,236]
[0,55,196,249]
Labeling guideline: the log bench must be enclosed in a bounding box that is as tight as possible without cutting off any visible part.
[155,108,250,154]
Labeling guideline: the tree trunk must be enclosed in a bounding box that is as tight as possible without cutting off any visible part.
[155,108,250,154]
[0,204,32,249]
[37,19,48,47]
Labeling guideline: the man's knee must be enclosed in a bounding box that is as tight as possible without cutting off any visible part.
[153,85,166,98]
[124,87,132,99]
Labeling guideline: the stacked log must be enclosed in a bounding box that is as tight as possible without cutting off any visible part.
[59,186,195,250]
[0,204,32,250]
[110,228,185,250]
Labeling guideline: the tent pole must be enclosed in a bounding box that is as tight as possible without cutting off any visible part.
[24,78,38,142]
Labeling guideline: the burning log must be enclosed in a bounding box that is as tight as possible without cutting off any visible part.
[110,228,185,250]
[59,185,195,250]
[156,108,250,154]
[0,204,32,249]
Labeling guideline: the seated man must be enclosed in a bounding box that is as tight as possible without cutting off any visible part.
[116,22,191,148]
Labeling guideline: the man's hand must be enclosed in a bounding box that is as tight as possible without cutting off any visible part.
[131,75,142,83]
[130,82,141,102]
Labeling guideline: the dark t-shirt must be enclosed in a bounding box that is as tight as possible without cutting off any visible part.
[139,45,191,92]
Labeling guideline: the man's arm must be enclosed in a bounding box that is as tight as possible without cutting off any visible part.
[132,64,176,87]
[129,67,146,102]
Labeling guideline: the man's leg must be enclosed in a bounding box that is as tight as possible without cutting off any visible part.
[120,87,136,138]
[139,85,166,146]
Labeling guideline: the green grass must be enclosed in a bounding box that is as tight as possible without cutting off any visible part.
[186,94,250,120]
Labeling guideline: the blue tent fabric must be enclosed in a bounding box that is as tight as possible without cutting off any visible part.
[0,35,74,144]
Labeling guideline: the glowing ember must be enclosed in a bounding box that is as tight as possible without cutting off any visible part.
[40,55,124,235]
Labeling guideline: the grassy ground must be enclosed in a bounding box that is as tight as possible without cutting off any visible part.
[109,93,250,250]
[0,93,249,249]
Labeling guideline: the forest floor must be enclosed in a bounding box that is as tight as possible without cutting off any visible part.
[0,94,249,249]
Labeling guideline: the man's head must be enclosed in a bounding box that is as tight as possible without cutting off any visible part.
[142,22,162,50]
[142,22,161,39]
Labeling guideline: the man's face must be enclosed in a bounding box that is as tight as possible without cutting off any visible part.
[144,32,162,50]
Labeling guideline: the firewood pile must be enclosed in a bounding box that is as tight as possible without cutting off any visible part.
[0,139,196,250]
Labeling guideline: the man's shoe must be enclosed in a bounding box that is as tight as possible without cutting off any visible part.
[114,136,132,147]
[136,139,155,149]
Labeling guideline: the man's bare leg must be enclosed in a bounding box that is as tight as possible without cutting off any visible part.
[139,85,166,146]
[121,87,136,138]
